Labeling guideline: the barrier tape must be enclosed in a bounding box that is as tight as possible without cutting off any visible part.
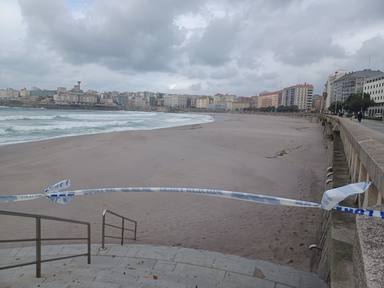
[0,181,382,219]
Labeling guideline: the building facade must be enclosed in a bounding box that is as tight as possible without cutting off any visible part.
[281,84,313,110]
[164,94,189,108]
[196,96,212,109]
[212,94,235,111]
[364,75,384,117]
[324,70,346,109]
[258,91,281,108]
[0,88,19,99]
[332,69,384,104]
[54,81,85,105]
[311,94,322,111]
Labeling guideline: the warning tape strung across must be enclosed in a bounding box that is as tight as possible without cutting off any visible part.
[0,181,382,219]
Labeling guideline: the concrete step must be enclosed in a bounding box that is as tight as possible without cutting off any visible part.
[0,244,328,288]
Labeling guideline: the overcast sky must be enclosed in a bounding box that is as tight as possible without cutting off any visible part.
[1,0,384,96]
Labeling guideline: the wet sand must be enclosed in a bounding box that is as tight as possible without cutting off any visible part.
[0,113,327,271]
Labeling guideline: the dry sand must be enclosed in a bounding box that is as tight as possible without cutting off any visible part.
[0,113,327,271]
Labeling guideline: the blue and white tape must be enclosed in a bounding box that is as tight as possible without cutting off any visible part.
[0,180,381,219]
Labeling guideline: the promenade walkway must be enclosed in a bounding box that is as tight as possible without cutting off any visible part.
[360,118,384,134]
[0,244,327,288]
[347,117,384,134]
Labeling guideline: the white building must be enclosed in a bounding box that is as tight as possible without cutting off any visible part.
[212,94,235,111]
[53,82,84,104]
[80,90,98,104]
[53,93,79,104]
[133,95,149,109]
[324,70,346,109]
[196,96,212,109]
[20,88,29,97]
[0,88,19,99]
[281,84,313,111]
[164,94,188,108]
[364,75,384,117]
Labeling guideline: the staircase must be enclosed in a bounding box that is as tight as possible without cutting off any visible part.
[0,244,327,288]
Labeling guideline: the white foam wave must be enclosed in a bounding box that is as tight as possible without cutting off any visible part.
[0,109,214,145]
[0,115,56,121]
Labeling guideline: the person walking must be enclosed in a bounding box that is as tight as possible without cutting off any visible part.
[357,111,363,123]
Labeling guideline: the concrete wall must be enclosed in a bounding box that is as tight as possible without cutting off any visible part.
[320,116,384,288]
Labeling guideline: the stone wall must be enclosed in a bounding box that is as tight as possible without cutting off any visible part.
[320,116,384,288]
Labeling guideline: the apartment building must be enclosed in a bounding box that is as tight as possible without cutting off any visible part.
[324,70,346,109]
[258,91,281,108]
[281,83,313,110]
[364,75,384,117]
[332,69,384,103]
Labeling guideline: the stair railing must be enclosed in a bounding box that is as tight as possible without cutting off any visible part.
[0,209,91,278]
[101,209,137,249]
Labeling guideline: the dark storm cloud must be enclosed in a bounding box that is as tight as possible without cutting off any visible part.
[18,0,203,71]
[1,0,383,94]
[188,18,240,66]
[348,36,384,70]
[236,0,384,67]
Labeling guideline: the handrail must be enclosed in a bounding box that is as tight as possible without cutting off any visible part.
[0,210,91,278]
[101,209,137,249]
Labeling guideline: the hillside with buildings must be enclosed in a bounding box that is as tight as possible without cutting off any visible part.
[0,81,319,113]
[5,69,384,117]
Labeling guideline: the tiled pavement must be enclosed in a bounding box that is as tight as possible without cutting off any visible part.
[0,244,328,288]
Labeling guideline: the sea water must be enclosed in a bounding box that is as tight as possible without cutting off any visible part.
[0,106,213,145]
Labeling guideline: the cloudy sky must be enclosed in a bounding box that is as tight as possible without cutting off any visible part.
[1,0,384,96]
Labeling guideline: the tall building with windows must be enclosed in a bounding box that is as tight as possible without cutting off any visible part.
[332,69,384,104]
[212,94,235,110]
[281,83,313,110]
[257,91,281,108]
[196,96,213,109]
[164,94,188,108]
[281,86,295,107]
[364,75,384,117]
[324,70,346,109]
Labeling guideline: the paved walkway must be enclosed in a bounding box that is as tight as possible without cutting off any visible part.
[348,117,384,134]
[0,244,327,288]
[360,118,384,134]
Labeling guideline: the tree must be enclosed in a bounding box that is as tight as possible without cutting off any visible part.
[343,93,375,113]
[259,106,275,112]
[328,101,343,114]
[276,105,299,112]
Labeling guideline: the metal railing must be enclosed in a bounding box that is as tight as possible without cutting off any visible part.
[101,209,137,249]
[0,210,91,278]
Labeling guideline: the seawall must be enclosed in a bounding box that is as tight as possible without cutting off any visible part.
[319,115,384,288]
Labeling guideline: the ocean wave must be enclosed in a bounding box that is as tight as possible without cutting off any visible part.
[1,120,134,133]
[0,115,56,121]
[0,110,214,145]
[57,112,158,121]
[0,114,153,123]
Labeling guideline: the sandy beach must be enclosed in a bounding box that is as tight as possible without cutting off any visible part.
[0,113,327,271]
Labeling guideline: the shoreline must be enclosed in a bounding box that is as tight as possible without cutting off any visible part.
[0,120,214,148]
[0,109,214,147]
[0,113,326,271]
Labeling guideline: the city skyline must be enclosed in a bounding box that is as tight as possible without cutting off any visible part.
[1,0,384,95]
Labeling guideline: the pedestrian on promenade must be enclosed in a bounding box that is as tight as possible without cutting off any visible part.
[357,111,363,123]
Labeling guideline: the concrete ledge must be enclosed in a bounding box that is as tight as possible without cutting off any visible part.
[355,217,384,288]
[327,116,384,193]
[323,115,384,288]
